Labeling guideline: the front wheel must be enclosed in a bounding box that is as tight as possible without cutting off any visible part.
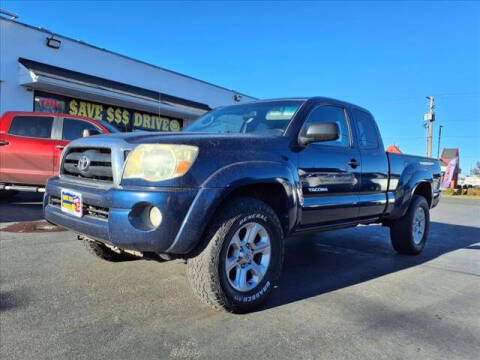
[390,195,430,255]
[186,197,284,313]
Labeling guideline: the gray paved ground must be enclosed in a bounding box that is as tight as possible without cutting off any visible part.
[1,194,479,360]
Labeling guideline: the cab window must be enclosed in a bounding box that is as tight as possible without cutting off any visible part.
[353,109,379,149]
[303,105,350,147]
[62,118,100,140]
[8,116,54,139]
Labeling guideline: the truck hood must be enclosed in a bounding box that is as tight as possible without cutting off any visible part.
[65,131,293,188]
[102,131,283,144]
[79,131,290,153]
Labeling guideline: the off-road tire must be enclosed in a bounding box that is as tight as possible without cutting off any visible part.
[187,197,284,313]
[83,239,137,262]
[390,195,430,255]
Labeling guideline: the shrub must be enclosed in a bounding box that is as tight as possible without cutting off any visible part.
[444,188,455,196]
[466,187,480,196]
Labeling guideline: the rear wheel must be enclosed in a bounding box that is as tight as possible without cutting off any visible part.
[187,197,284,313]
[83,239,138,262]
[390,195,430,255]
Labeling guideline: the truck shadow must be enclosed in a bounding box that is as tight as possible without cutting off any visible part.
[0,192,44,223]
[260,221,480,311]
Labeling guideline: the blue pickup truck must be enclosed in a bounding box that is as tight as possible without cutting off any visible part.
[44,97,441,312]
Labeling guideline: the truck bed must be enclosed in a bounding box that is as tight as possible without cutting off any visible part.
[386,152,441,218]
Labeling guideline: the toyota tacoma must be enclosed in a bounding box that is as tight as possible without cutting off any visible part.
[43,97,441,312]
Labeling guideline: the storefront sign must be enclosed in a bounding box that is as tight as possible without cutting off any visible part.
[34,92,183,132]
[67,99,181,132]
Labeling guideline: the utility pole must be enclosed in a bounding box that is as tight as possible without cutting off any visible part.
[437,125,443,158]
[424,96,435,157]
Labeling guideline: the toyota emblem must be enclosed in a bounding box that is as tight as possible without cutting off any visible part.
[77,155,91,172]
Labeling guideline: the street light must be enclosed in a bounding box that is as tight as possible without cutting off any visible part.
[437,125,444,158]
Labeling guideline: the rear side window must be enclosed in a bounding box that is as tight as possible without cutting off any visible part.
[303,105,350,147]
[8,116,53,139]
[353,110,379,149]
[62,118,100,140]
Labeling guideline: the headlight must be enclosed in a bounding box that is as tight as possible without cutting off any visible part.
[123,144,198,182]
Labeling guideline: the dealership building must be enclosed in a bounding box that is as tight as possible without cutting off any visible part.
[0,14,255,132]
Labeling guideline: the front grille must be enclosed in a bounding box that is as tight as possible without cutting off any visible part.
[49,196,109,220]
[62,147,113,182]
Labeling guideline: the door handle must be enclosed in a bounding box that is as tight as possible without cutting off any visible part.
[56,145,65,150]
[0,140,9,146]
[348,159,360,168]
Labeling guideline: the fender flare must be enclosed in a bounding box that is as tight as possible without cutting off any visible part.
[205,160,300,231]
[389,169,433,219]
[167,161,300,254]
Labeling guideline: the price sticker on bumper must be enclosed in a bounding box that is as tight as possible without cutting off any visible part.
[61,189,83,217]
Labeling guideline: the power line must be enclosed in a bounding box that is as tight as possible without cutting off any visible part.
[438,120,480,123]
[374,92,480,105]
[432,136,478,138]
[432,92,480,97]
[383,135,479,140]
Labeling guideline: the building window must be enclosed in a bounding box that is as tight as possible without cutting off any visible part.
[32,91,183,132]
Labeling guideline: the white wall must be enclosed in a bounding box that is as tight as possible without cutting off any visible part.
[0,18,255,115]
[0,19,35,113]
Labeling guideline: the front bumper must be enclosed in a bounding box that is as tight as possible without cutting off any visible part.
[44,177,223,254]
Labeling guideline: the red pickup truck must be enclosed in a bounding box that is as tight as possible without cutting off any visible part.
[0,112,118,196]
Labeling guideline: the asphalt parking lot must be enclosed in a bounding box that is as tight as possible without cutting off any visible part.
[1,194,479,360]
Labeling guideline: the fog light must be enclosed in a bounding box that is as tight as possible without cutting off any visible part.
[149,206,162,228]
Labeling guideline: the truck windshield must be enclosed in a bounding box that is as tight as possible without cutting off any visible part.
[184,100,304,135]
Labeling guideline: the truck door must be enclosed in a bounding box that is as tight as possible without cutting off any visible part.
[297,104,361,225]
[0,115,55,185]
[350,108,389,217]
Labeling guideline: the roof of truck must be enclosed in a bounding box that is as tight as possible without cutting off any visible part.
[235,97,372,114]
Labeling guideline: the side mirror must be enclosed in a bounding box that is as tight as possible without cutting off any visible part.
[299,121,339,146]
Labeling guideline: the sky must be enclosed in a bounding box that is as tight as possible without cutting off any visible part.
[3,0,480,173]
